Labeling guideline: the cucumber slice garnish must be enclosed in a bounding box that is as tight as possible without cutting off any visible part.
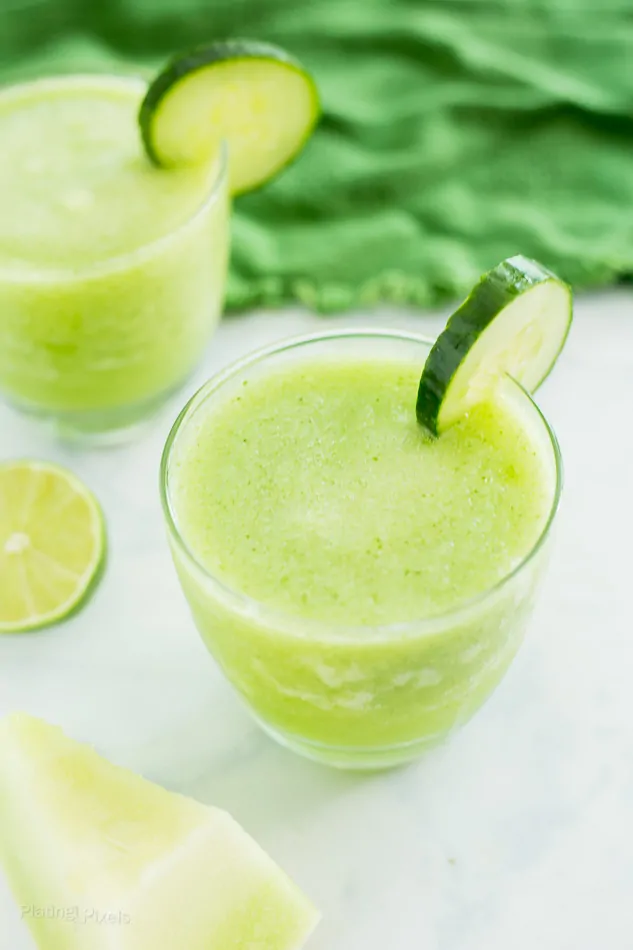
[416,255,572,435]
[139,40,321,195]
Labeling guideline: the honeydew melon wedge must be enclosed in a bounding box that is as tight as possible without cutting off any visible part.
[0,714,319,950]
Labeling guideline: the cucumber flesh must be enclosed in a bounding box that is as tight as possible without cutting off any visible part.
[416,256,572,435]
[139,41,321,195]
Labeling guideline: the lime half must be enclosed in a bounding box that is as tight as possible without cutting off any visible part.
[0,461,105,633]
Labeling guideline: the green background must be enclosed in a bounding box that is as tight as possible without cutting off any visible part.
[3,0,633,311]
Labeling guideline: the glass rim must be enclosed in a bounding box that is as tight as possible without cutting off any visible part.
[160,328,564,642]
[0,73,229,284]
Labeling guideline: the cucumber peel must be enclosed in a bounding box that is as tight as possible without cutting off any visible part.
[139,40,321,195]
[416,255,572,435]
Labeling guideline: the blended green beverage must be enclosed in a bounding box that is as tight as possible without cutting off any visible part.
[163,330,560,769]
[0,75,229,438]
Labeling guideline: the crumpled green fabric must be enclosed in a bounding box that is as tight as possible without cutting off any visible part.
[2,0,633,312]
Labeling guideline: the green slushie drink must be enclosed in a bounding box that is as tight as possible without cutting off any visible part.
[0,41,319,440]
[0,75,229,439]
[162,260,569,768]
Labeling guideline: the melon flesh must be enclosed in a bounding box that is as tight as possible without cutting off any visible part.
[0,714,319,950]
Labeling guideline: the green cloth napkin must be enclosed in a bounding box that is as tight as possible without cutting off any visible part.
[3,0,633,312]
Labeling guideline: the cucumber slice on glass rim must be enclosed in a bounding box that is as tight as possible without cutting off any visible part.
[416,255,572,435]
[139,40,321,195]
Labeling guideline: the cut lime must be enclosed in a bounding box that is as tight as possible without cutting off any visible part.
[0,713,320,950]
[139,40,321,195]
[0,461,104,633]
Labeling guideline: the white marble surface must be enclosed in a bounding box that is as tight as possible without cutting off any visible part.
[1,291,632,949]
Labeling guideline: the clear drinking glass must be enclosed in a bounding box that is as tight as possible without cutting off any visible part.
[0,75,230,443]
[161,330,562,770]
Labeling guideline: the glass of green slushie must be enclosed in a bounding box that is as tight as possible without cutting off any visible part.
[160,329,562,770]
[0,74,229,441]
